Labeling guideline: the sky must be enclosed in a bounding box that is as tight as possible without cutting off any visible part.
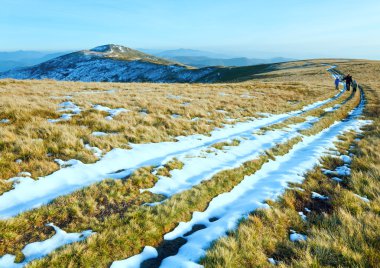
[1,0,380,59]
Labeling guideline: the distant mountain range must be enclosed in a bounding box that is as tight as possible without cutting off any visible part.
[148,49,295,67]
[153,48,232,59]
[0,47,295,72]
[0,44,289,83]
[163,55,294,68]
[0,51,70,72]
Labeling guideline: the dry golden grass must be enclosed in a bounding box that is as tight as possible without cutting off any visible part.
[201,62,380,268]
[24,72,362,267]
[28,136,304,267]
[1,59,378,267]
[0,78,332,190]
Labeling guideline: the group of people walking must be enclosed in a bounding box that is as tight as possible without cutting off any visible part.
[335,74,358,92]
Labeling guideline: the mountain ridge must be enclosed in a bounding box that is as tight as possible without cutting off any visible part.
[0,44,293,83]
[84,44,185,66]
[0,44,217,83]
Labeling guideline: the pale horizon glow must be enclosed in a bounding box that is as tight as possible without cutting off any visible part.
[1,0,379,59]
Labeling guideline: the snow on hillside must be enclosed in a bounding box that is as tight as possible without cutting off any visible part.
[0,45,217,83]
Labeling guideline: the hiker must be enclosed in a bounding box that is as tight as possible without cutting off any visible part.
[334,77,340,90]
[342,74,353,91]
[352,80,358,92]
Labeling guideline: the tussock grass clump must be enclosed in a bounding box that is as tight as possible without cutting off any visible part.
[212,138,241,150]
[156,158,184,177]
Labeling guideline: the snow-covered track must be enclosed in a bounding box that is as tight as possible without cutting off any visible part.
[0,89,344,219]
[113,86,368,267]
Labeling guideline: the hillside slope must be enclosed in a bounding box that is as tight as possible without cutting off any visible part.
[0,45,218,83]
[0,44,299,83]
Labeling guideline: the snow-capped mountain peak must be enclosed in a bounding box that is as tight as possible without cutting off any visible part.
[84,44,176,65]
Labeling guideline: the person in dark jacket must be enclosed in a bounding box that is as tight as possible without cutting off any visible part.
[342,74,353,91]
[352,80,358,92]
[334,77,340,90]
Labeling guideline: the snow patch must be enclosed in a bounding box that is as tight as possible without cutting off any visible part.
[54,159,82,168]
[84,144,102,158]
[290,232,307,242]
[257,112,272,118]
[340,155,351,164]
[335,165,351,176]
[50,95,72,100]
[90,45,111,52]
[324,104,341,112]
[167,94,182,100]
[298,211,307,221]
[331,177,343,182]
[240,93,255,99]
[58,101,81,114]
[0,223,92,268]
[92,131,109,137]
[48,101,81,123]
[354,194,370,203]
[7,177,35,191]
[311,192,328,200]
[76,89,116,95]
[219,92,230,96]
[171,114,181,119]
[93,104,128,119]
[268,257,279,265]
[289,187,305,192]
[323,165,351,176]
[111,246,158,268]
[17,172,31,177]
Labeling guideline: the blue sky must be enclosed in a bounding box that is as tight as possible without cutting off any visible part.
[1,0,380,59]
